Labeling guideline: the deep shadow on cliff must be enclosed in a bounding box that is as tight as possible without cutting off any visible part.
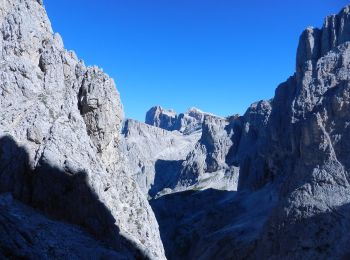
[149,159,184,197]
[150,189,234,259]
[0,193,127,259]
[152,183,350,260]
[0,135,145,259]
[255,200,350,259]
[150,187,278,260]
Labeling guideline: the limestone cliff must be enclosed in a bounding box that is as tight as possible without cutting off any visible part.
[146,106,217,134]
[0,0,165,258]
[123,109,239,199]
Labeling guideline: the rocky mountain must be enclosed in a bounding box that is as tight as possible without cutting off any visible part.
[0,0,165,259]
[146,106,218,135]
[121,119,201,197]
[145,106,178,132]
[2,0,350,259]
[126,100,271,258]
[122,108,239,198]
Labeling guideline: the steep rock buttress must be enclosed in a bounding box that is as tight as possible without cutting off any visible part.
[0,0,165,259]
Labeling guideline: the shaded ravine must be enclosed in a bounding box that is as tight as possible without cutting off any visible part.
[150,187,278,260]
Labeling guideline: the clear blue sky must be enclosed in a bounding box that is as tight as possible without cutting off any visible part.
[44,0,349,121]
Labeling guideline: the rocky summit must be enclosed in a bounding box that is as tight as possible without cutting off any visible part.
[145,106,218,135]
[1,0,350,259]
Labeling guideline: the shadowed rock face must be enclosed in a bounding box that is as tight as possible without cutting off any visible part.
[233,6,350,259]
[146,106,178,132]
[0,0,165,259]
[252,45,350,260]
[150,187,278,260]
[0,193,128,259]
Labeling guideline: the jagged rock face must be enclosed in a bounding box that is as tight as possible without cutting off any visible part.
[178,114,240,190]
[126,101,272,199]
[235,6,350,259]
[235,100,273,190]
[145,106,178,132]
[162,102,271,194]
[123,109,240,198]
[2,0,350,259]
[146,103,272,259]
[178,107,215,134]
[254,48,350,258]
[296,6,350,77]
[121,119,201,197]
[0,0,165,259]
[78,66,123,153]
[145,106,216,134]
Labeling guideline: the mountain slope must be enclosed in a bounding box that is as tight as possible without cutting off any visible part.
[121,119,201,197]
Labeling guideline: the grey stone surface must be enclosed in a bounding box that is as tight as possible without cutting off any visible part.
[178,114,241,191]
[252,8,350,257]
[297,5,350,79]
[145,106,218,134]
[78,66,123,153]
[140,101,271,199]
[123,112,240,198]
[0,0,165,259]
[146,100,272,259]
[121,119,201,198]
[235,5,350,259]
[145,106,178,132]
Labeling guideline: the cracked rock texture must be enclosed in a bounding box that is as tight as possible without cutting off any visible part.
[177,114,241,191]
[0,0,165,259]
[121,119,202,197]
[146,106,217,134]
[252,6,350,259]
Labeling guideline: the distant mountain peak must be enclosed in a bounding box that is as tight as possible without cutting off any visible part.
[145,105,221,134]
